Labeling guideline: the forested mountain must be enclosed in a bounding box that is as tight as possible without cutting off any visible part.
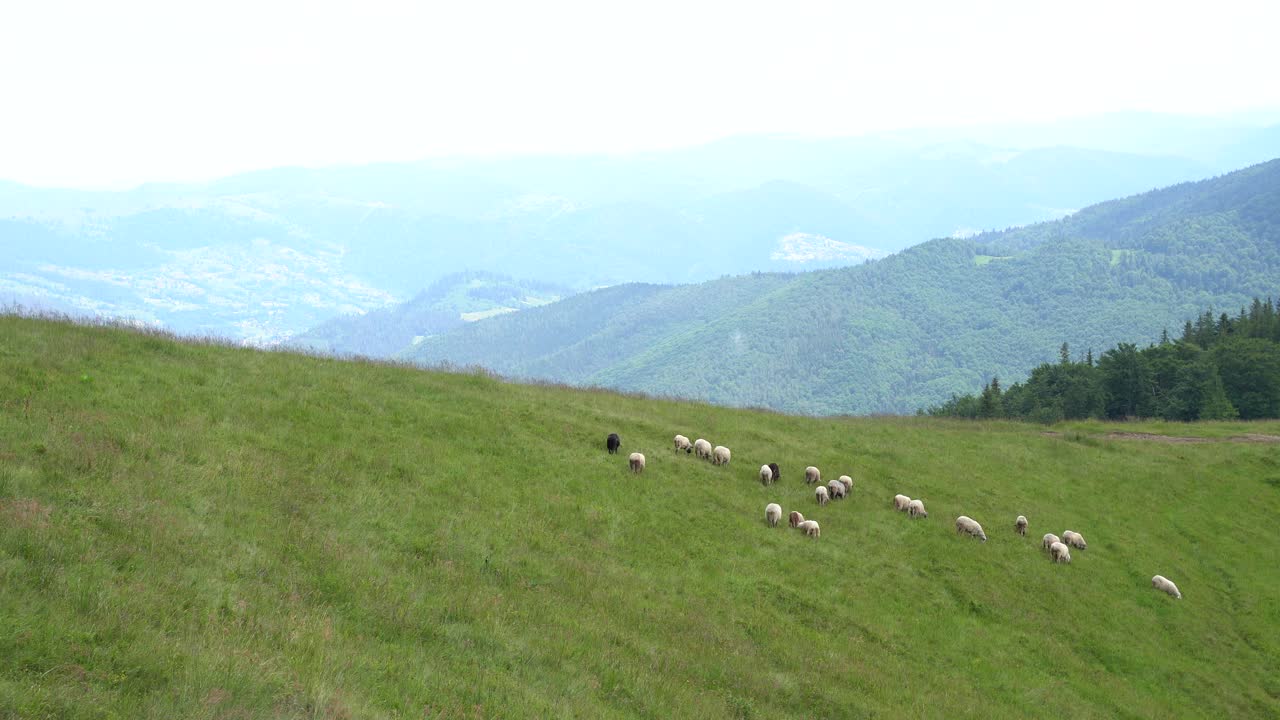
[405,159,1280,415]
[5,113,1275,343]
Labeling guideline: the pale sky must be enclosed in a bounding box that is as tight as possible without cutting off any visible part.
[2,0,1278,188]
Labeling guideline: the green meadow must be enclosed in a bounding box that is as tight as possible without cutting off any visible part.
[2,315,1278,718]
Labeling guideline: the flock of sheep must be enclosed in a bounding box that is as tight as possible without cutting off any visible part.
[607,430,1184,601]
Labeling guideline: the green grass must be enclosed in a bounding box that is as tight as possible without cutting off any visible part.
[2,315,1279,718]
[973,254,1013,266]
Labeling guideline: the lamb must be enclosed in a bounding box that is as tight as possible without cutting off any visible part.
[693,439,713,460]
[712,446,731,466]
[827,479,846,500]
[768,462,781,482]
[673,435,692,453]
[628,452,645,473]
[759,464,774,485]
[815,486,830,506]
[838,475,853,492]
[893,494,912,512]
[606,433,621,454]
[1015,515,1028,536]
[1049,541,1072,564]
[805,466,821,484]
[1062,530,1087,550]
[765,503,782,527]
[1151,575,1182,599]
[1042,533,1061,550]
[798,519,821,537]
[789,511,805,528]
[955,515,987,541]
[907,499,928,518]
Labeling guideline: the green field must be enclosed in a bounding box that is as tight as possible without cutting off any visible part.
[2,316,1279,718]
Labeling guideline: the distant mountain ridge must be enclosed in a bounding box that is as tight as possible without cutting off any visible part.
[404,159,1280,415]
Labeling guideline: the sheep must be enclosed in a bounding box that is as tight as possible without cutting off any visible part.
[838,475,852,492]
[955,515,987,541]
[759,464,774,485]
[1015,515,1028,536]
[673,435,692,454]
[765,503,782,527]
[789,511,805,528]
[693,438,713,460]
[606,433,621,454]
[907,499,928,518]
[628,452,645,473]
[768,462,781,482]
[1151,575,1182,599]
[815,486,830,506]
[805,466,821,484]
[798,520,821,537]
[827,479,846,500]
[893,494,912,512]
[712,446,731,466]
[1042,533,1061,550]
[1062,530,1087,550]
[1049,541,1072,564]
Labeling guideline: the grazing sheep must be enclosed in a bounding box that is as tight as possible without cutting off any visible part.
[768,463,781,483]
[798,520,821,537]
[606,433,621,454]
[1042,533,1061,550]
[628,452,645,473]
[815,486,830,506]
[827,479,846,500]
[765,503,783,527]
[955,516,987,541]
[712,446,732,466]
[1062,530,1087,550]
[693,439,713,460]
[759,464,774,485]
[673,435,692,453]
[907,499,928,518]
[805,466,821,484]
[789,511,805,528]
[1049,541,1072,564]
[838,475,853,492]
[1015,515,1028,535]
[893,494,912,512]
[1151,575,1182,599]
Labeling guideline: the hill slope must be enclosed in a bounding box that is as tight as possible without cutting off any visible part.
[2,316,1278,718]
[407,159,1280,414]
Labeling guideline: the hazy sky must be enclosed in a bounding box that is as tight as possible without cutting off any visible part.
[2,0,1278,188]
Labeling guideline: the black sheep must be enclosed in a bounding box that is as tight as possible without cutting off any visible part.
[606,433,621,454]
[768,463,781,482]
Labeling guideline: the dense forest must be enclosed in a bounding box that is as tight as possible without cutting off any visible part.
[926,298,1280,422]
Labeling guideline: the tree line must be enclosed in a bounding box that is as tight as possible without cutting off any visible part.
[925,297,1280,422]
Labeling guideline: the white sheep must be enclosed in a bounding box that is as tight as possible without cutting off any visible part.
[628,452,645,473]
[765,503,782,527]
[712,446,731,466]
[805,466,821,484]
[815,486,830,506]
[1049,541,1072,564]
[1042,533,1061,550]
[798,519,821,537]
[955,515,987,541]
[838,475,853,492]
[893,494,912,512]
[1062,530,1087,550]
[789,511,805,528]
[1015,515,1028,536]
[826,479,846,500]
[759,464,774,485]
[1151,575,1182,599]
[693,438,713,460]
[908,499,928,518]
[673,434,692,453]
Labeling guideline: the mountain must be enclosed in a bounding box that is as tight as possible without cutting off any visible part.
[404,159,1280,415]
[9,113,1273,344]
[3,314,1277,717]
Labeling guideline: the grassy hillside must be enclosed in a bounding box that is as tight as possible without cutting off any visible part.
[407,159,1280,414]
[2,315,1279,718]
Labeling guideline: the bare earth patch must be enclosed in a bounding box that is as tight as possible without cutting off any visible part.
[1043,431,1280,444]
[0,497,52,528]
